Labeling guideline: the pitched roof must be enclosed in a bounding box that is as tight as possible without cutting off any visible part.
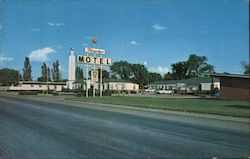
[20,81,66,85]
[210,73,250,79]
[148,76,219,85]
[73,79,85,84]
[73,78,134,84]
[102,78,132,83]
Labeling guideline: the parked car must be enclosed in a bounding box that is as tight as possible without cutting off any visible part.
[155,90,174,94]
[144,89,155,92]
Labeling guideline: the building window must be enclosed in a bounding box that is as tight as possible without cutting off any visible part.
[110,84,113,89]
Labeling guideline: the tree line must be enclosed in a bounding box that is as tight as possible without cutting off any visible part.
[0,54,249,86]
[109,54,215,88]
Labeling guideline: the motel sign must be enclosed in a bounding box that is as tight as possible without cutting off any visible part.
[76,38,111,98]
[85,47,105,54]
[77,55,111,65]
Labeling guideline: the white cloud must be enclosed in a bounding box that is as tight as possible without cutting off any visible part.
[130,40,139,46]
[121,40,140,47]
[149,66,169,75]
[47,22,65,27]
[28,47,55,62]
[0,54,13,62]
[55,23,65,27]
[31,27,40,32]
[47,22,55,26]
[152,23,167,31]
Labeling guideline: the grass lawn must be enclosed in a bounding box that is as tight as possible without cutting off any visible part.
[66,96,250,118]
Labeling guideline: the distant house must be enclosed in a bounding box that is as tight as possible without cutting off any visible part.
[210,73,250,101]
[9,81,67,92]
[73,78,139,92]
[147,76,220,93]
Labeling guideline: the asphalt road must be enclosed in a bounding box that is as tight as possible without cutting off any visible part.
[0,95,249,158]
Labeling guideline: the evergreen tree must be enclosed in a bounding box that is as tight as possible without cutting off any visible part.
[38,63,51,82]
[75,66,84,80]
[51,60,60,82]
[22,57,32,81]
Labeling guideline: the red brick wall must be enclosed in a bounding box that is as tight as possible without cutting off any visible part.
[220,77,250,101]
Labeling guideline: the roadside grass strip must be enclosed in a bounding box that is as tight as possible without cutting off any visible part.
[66,96,250,118]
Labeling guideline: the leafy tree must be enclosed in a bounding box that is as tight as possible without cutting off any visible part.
[110,61,150,87]
[98,68,110,79]
[75,66,84,80]
[38,63,51,82]
[0,68,19,86]
[22,57,32,81]
[51,60,61,82]
[163,72,174,80]
[130,64,149,88]
[171,61,188,80]
[110,61,133,80]
[148,72,162,83]
[186,54,214,77]
[241,61,250,75]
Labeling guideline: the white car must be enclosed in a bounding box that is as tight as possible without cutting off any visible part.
[156,90,174,94]
[144,89,155,92]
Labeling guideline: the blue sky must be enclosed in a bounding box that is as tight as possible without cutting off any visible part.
[0,0,249,80]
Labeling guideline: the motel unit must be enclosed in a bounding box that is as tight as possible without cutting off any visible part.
[9,81,67,92]
[73,78,139,92]
[147,76,220,93]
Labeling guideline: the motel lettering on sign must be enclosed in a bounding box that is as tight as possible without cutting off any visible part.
[77,55,111,65]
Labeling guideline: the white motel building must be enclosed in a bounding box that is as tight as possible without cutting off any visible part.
[9,48,139,93]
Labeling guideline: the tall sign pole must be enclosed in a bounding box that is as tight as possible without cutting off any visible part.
[100,55,103,97]
[86,54,89,98]
[92,38,97,98]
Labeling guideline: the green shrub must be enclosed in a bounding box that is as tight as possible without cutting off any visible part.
[121,90,129,94]
[103,90,113,96]
[52,92,59,96]
[77,91,86,97]
[130,90,137,94]
[19,91,39,95]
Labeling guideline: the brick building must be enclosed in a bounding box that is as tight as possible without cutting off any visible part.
[211,74,250,101]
